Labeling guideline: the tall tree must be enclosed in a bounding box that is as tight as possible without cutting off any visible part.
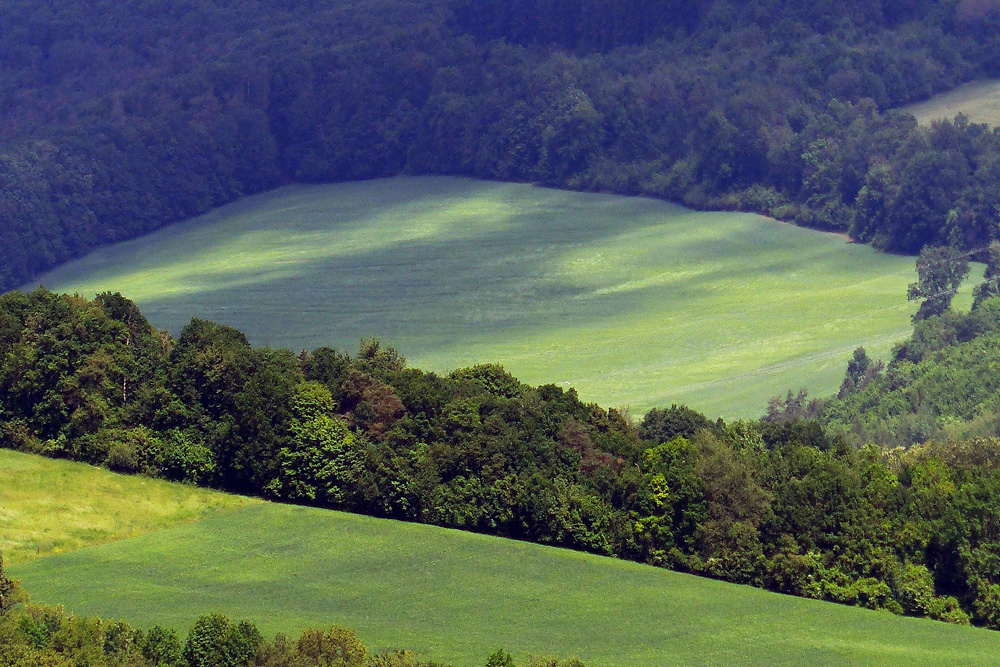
[907,246,971,321]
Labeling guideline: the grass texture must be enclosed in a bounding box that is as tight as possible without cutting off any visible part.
[26,176,943,417]
[11,501,1000,666]
[0,449,256,564]
[906,80,1000,126]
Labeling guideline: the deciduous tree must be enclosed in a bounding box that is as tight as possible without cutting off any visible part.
[907,246,970,321]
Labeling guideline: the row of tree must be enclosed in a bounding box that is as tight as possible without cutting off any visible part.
[8,289,1000,627]
[4,0,1000,291]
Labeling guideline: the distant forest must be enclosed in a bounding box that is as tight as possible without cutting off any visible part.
[4,0,1000,291]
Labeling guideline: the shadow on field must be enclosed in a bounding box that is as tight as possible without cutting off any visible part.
[129,179,707,350]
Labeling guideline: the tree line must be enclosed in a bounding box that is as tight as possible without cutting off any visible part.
[9,289,1000,627]
[4,0,1000,291]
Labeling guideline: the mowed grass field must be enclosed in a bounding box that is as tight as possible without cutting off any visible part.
[906,79,1000,126]
[10,500,1000,666]
[27,176,948,417]
[0,449,256,564]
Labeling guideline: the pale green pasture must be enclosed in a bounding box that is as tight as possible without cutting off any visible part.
[13,501,1000,666]
[28,177,935,416]
[906,79,1000,126]
[0,449,256,564]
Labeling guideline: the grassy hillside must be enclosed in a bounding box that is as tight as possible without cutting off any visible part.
[10,501,1000,666]
[27,176,948,417]
[906,80,1000,126]
[0,449,256,564]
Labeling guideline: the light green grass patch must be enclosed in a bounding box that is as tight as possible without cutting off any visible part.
[0,449,257,564]
[27,177,964,417]
[906,79,1000,126]
[12,502,1000,666]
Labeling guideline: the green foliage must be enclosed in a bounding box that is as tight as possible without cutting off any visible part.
[0,554,24,618]
[907,246,971,321]
[1,0,998,303]
[485,650,514,667]
[0,603,173,667]
[142,625,183,666]
[694,432,770,584]
[267,384,366,506]
[638,406,714,443]
[896,564,970,624]
[356,339,406,377]
[1,601,541,667]
[293,626,367,667]
[721,420,766,455]
[973,241,1000,308]
[449,366,524,400]
[183,614,262,667]
[764,538,824,598]
[822,295,1000,445]
[633,437,706,561]
[155,431,216,485]
[838,348,882,398]
[14,290,1000,634]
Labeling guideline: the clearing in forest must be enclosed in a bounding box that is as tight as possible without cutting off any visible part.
[906,79,1000,126]
[28,176,940,416]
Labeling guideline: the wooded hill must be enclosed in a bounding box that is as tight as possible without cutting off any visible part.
[8,288,1000,628]
[4,0,1000,291]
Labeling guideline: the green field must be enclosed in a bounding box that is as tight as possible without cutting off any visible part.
[27,176,945,417]
[906,80,1000,126]
[10,500,1000,666]
[0,449,256,564]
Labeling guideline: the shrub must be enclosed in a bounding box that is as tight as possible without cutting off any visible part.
[142,625,183,666]
[296,626,367,667]
[156,431,215,484]
[639,406,713,443]
[183,614,262,667]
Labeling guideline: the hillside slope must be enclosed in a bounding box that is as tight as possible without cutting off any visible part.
[27,176,934,417]
[3,0,1000,290]
[0,449,256,564]
[11,502,1000,666]
[906,80,1000,126]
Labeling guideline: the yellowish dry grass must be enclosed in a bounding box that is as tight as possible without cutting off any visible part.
[0,449,257,564]
[906,79,1000,126]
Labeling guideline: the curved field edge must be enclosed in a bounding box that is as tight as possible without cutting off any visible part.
[26,176,951,418]
[11,502,1000,667]
[0,449,258,564]
[905,79,1000,127]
